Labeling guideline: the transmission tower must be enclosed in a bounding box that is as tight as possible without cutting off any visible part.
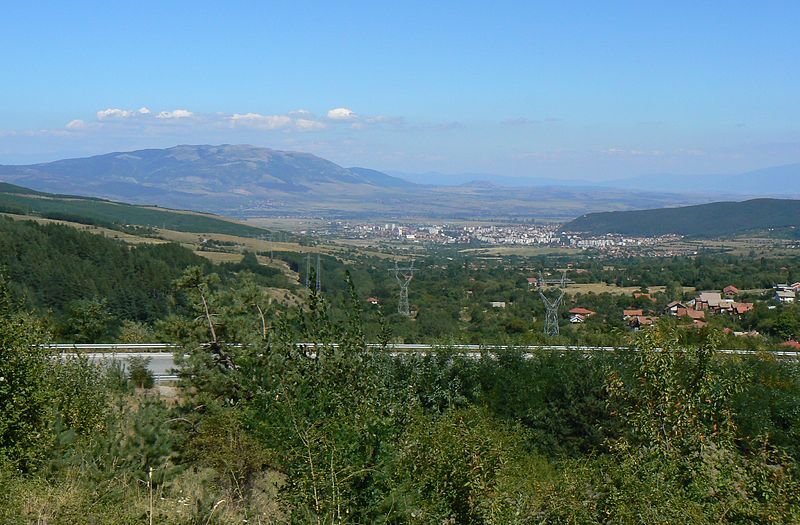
[538,270,567,337]
[315,254,321,293]
[305,253,311,288]
[389,259,418,316]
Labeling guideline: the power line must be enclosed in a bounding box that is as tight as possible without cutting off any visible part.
[316,254,321,293]
[538,270,567,337]
[305,253,311,288]
[389,259,419,317]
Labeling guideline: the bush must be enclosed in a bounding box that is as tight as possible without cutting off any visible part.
[128,356,154,389]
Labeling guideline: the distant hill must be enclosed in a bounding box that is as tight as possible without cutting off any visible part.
[0,182,269,237]
[563,198,800,237]
[0,144,411,205]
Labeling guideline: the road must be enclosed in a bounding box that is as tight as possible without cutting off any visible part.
[50,343,800,383]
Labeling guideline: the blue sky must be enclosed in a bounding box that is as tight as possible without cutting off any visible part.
[1,1,798,179]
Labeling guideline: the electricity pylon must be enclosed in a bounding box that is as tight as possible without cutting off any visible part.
[538,270,567,337]
[390,259,418,316]
[315,254,321,293]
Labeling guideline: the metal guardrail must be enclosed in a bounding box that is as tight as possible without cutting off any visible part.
[55,342,800,385]
[51,342,800,357]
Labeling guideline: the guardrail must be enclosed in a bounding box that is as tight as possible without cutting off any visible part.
[50,342,800,358]
[54,342,800,384]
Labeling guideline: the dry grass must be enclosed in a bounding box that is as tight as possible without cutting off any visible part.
[564,283,696,296]
[193,250,245,264]
[0,212,168,245]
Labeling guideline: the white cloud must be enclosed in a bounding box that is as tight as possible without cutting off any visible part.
[156,109,193,119]
[97,108,135,120]
[230,112,327,131]
[327,107,357,121]
[66,119,86,130]
[96,107,153,120]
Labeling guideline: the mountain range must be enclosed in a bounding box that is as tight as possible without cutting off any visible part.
[0,144,762,220]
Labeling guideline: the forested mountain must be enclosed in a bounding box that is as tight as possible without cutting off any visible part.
[563,198,800,237]
[0,182,268,237]
[0,217,285,340]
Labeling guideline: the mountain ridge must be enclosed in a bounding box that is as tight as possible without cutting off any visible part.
[563,198,800,237]
[0,144,412,201]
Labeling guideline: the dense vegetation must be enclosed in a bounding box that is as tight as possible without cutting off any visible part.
[2,270,800,523]
[0,217,288,341]
[0,182,269,237]
[564,198,800,237]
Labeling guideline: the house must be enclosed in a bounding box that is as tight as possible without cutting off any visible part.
[695,292,723,310]
[713,299,736,313]
[366,297,380,305]
[781,340,800,350]
[569,307,596,317]
[570,314,586,324]
[775,290,796,303]
[723,285,739,297]
[791,282,800,293]
[731,302,754,315]
[633,292,657,303]
[664,301,687,315]
[526,277,538,288]
[693,320,708,328]
[676,308,705,320]
[490,301,507,308]
[623,309,644,319]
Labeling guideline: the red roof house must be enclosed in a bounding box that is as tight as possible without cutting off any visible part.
[623,309,644,318]
[676,308,705,320]
[732,302,754,315]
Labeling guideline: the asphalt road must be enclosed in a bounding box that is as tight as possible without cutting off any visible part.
[53,343,800,383]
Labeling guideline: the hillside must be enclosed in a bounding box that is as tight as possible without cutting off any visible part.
[0,144,410,202]
[0,182,269,237]
[562,198,800,237]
